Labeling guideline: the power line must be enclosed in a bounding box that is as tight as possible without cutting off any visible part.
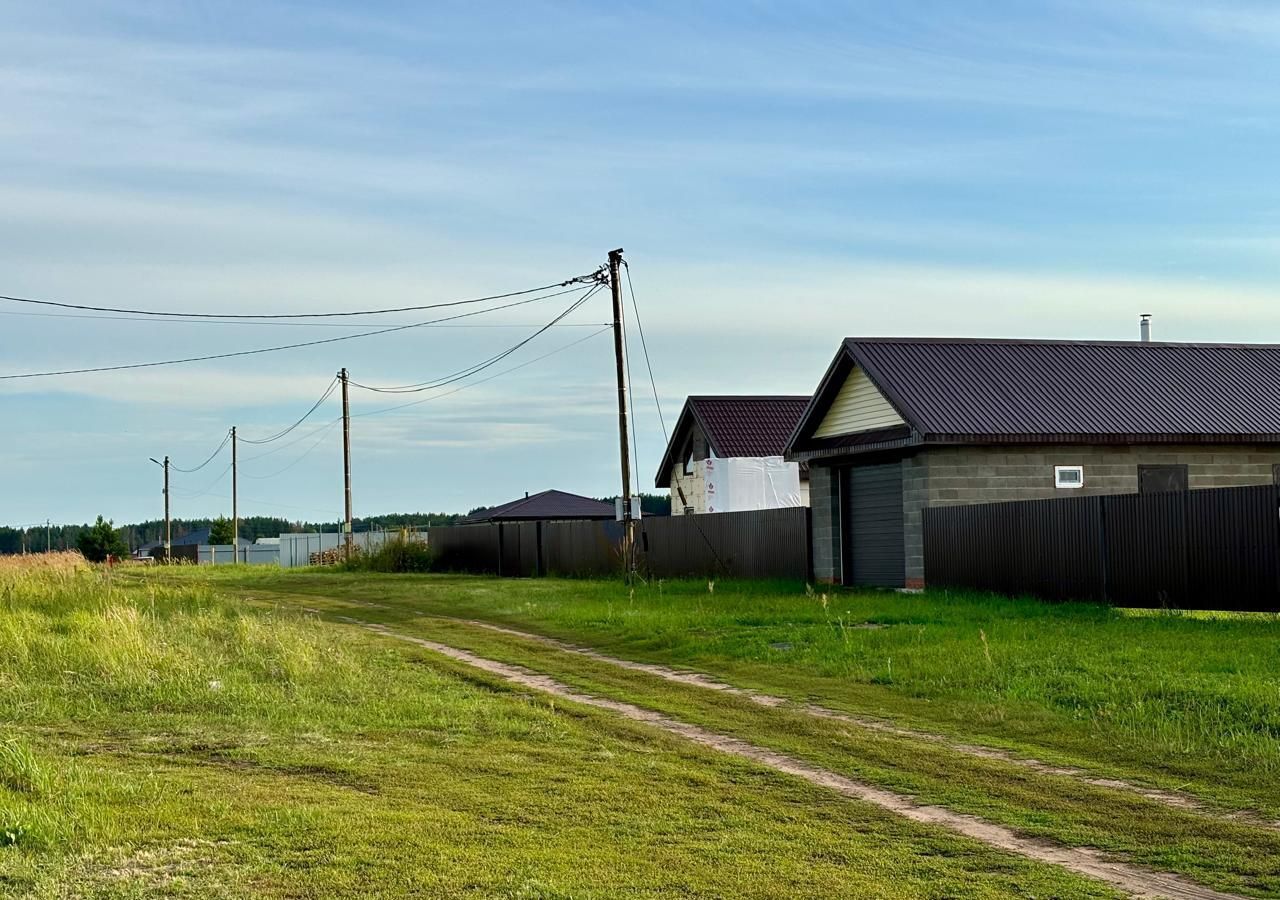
[0,308,611,329]
[170,429,232,473]
[238,379,338,445]
[0,285,592,380]
[241,418,340,479]
[240,416,342,462]
[353,325,613,419]
[0,273,601,320]
[622,259,668,444]
[171,462,233,499]
[349,284,604,394]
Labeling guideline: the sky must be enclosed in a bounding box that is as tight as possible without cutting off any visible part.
[4,1,1280,528]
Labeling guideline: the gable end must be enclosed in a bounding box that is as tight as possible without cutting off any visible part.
[812,365,906,438]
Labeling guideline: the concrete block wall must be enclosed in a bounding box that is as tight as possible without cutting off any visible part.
[807,443,1280,587]
[924,444,1280,507]
[809,464,841,583]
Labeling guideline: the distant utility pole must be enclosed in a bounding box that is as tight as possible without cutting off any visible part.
[608,248,636,576]
[339,367,354,559]
[231,426,239,564]
[150,455,171,562]
[45,519,50,553]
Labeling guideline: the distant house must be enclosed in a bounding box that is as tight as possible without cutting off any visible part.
[170,528,252,548]
[787,337,1280,589]
[655,396,810,515]
[464,490,615,523]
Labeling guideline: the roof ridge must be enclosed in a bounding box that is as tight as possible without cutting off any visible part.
[843,336,1280,349]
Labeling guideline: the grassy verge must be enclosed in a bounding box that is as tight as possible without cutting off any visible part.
[250,591,1280,897]
[0,564,1123,898]
[191,569,1280,817]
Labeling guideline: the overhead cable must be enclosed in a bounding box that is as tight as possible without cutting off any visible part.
[0,272,601,319]
[238,379,338,445]
[170,429,232,473]
[349,284,602,394]
[0,285,592,380]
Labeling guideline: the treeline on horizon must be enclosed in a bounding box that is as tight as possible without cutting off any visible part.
[0,493,672,555]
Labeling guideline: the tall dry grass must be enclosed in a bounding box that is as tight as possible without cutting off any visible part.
[0,552,87,575]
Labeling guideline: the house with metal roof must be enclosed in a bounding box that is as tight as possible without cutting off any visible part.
[787,337,1280,589]
[656,396,810,515]
[464,490,615,523]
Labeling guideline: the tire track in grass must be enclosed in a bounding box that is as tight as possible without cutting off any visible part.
[444,616,1279,833]
[345,616,1243,900]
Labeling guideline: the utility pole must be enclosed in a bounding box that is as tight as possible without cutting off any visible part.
[150,456,171,562]
[45,519,50,553]
[163,456,170,562]
[608,248,635,576]
[339,367,354,559]
[231,427,239,564]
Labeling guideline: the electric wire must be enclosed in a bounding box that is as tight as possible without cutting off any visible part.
[353,325,613,419]
[241,419,340,480]
[348,284,603,394]
[622,259,668,443]
[238,378,338,445]
[0,308,612,329]
[0,273,600,319]
[0,285,593,380]
[171,462,233,499]
[240,416,342,463]
[170,429,232,473]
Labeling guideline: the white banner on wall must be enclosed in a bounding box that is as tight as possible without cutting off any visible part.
[702,456,802,514]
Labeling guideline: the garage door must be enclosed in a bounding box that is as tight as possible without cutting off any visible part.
[842,462,905,588]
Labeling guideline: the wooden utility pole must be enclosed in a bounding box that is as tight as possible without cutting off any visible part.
[340,367,354,559]
[231,427,239,564]
[45,519,50,553]
[163,456,171,562]
[608,248,635,575]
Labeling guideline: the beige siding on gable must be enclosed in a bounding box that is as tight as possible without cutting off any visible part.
[813,366,905,438]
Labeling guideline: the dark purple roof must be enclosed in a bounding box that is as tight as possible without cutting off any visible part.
[789,337,1280,457]
[656,396,810,487]
[465,489,615,523]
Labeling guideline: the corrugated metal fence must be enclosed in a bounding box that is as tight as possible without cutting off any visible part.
[923,484,1280,610]
[430,508,810,580]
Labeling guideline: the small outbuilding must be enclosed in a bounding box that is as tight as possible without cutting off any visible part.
[464,490,615,524]
[787,337,1280,589]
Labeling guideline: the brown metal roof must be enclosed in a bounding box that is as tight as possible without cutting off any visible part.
[789,337,1280,457]
[464,489,615,523]
[655,395,810,488]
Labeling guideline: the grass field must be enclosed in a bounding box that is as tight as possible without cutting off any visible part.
[1,561,1135,899]
[219,570,1280,811]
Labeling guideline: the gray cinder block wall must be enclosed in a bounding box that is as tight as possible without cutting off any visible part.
[809,464,841,583]
[813,443,1280,587]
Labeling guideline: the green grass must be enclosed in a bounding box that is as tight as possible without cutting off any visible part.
[0,565,1125,898]
[198,570,1280,816]
[236,594,1280,897]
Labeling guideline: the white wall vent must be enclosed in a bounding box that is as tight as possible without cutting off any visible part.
[1054,465,1085,489]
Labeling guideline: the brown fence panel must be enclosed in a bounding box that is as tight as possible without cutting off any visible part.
[1102,491,1188,607]
[543,520,623,576]
[925,485,1280,611]
[1186,485,1280,610]
[431,524,500,573]
[639,507,810,580]
[923,496,1104,602]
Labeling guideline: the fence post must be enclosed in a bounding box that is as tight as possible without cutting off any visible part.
[1097,495,1109,604]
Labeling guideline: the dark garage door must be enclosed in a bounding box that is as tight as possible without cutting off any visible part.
[842,462,905,588]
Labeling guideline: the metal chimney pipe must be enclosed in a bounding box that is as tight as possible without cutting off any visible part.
[1139,314,1152,342]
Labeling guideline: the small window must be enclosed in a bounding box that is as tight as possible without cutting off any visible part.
[682,439,694,476]
[1054,465,1084,489]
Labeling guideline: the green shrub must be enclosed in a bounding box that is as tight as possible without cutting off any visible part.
[342,538,435,573]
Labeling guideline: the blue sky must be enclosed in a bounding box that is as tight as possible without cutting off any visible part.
[4,1,1280,527]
